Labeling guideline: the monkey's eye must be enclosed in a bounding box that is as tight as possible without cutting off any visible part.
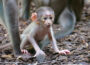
[49,17,52,20]
[44,17,47,20]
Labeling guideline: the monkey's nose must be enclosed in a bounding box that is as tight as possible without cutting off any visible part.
[47,23,51,27]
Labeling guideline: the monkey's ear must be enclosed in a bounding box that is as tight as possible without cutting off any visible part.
[31,13,37,21]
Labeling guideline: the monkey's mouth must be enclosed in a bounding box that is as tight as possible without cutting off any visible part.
[46,24,51,28]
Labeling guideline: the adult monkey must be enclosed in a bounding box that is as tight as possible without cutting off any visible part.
[0,0,22,56]
[22,0,84,48]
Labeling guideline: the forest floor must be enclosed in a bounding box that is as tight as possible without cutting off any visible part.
[0,6,90,65]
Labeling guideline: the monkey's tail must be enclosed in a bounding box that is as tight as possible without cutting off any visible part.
[55,6,76,40]
[0,43,12,50]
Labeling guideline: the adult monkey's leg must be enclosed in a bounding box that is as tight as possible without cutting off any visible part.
[2,0,21,55]
[71,0,84,21]
[0,0,6,26]
[22,0,32,20]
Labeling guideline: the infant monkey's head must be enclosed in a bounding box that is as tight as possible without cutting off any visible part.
[31,7,55,27]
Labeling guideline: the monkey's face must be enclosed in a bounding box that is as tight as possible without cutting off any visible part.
[40,14,54,28]
[36,7,55,28]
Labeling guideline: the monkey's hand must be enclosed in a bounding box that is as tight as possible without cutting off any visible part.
[21,49,30,55]
[55,49,70,55]
[34,50,46,62]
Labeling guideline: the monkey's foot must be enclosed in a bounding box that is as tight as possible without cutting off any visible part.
[55,49,70,55]
[34,50,46,62]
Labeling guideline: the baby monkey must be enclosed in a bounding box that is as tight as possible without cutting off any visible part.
[20,7,70,61]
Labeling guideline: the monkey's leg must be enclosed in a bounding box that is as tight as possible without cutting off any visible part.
[71,0,84,21]
[2,0,21,55]
[0,0,6,26]
[21,0,32,20]
[39,7,76,49]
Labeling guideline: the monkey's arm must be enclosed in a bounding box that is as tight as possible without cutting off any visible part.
[48,27,59,52]
[28,34,46,62]
[48,26,70,55]
[28,35,41,52]
[20,36,27,49]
